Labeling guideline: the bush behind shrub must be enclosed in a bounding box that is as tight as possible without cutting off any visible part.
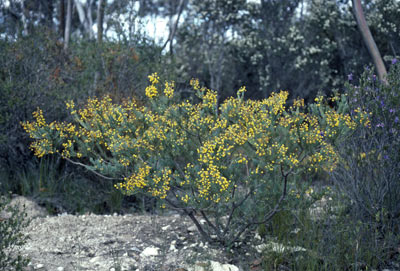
[330,63,400,267]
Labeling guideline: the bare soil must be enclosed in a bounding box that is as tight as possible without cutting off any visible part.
[8,196,258,271]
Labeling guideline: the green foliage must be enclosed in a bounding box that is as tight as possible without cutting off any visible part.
[22,74,368,247]
[260,187,399,270]
[0,195,30,270]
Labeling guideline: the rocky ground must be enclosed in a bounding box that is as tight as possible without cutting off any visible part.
[5,196,262,271]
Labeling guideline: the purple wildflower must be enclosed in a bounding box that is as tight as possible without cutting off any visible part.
[392,58,398,65]
[389,108,395,113]
[376,123,384,128]
[348,73,353,81]
[395,117,399,123]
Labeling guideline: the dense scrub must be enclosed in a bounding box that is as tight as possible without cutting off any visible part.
[0,32,175,213]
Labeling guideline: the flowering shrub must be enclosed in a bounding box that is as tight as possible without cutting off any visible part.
[22,73,369,246]
[331,62,400,262]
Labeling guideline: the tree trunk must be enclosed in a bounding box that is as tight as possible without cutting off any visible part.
[93,0,106,97]
[74,0,94,38]
[97,0,105,43]
[21,0,29,36]
[64,0,72,50]
[60,0,65,40]
[161,0,185,54]
[87,0,94,39]
[352,0,387,84]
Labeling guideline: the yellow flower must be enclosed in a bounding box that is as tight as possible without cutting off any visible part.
[145,85,158,99]
[66,100,75,109]
[164,81,175,98]
[237,86,246,94]
[190,78,200,90]
[293,98,304,108]
[148,72,159,84]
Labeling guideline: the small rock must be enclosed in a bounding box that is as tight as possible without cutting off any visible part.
[291,228,300,234]
[210,261,239,271]
[188,261,239,271]
[57,267,64,271]
[35,263,44,269]
[140,246,159,257]
[130,246,141,253]
[169,243,177,252]
[187,225,197,232]
[161,225,171,231]
[89,256,102,263]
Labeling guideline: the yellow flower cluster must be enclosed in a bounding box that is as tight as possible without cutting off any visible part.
[164,81,175,99]
[202,89,218,109]
[145,72,160,98]
[117,164,151,191]
[190,78,201,90]
[32,108,46,127]
[148,72,160,84]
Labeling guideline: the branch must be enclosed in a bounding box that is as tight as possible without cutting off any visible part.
[230,172,289,245]
[165,197,214,243]
[161,0,185,53]
[223,187,252,236]
[200,210,221,239]
[63,157,123,181]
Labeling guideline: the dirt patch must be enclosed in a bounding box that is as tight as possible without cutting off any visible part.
[19,210,257,270]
